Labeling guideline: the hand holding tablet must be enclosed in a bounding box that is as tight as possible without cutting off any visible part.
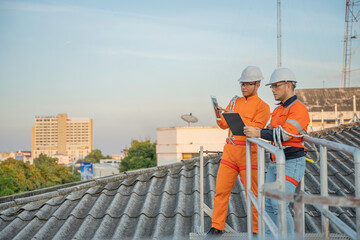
[222,112,245,136]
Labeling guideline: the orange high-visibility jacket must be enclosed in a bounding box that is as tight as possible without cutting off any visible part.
[217,94,270,142]
[270,98,310,149]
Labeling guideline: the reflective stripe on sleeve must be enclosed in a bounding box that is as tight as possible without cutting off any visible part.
[285,119,304,135]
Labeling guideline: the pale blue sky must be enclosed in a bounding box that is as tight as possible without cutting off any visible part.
[0,0,357,155]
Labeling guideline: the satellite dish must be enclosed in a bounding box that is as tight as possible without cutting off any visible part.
[181,113,198,126]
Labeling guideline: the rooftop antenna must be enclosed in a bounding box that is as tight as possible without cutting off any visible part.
[342,0,360,88]
[181,113,198,126]
[277,0,282,68]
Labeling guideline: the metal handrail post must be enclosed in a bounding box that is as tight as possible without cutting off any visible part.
[246,141,253,239]
[355,150,360,240]
[301,178,305,236]
[275,147,287,238]
[200,146,204,233]
[294,176,305,239]
[320,145,329,239]
[247,138,287,238]
[258,146,266,239]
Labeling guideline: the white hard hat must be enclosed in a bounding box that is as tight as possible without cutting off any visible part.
[238,66,264,83]
[266,67,297,86]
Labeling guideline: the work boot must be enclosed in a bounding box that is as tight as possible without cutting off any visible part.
[204,227,223,240]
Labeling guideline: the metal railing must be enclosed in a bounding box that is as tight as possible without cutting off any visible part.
[199,147,236,233]
[245,138,287,239]
[198,133,360,239]
[245,136,360,240]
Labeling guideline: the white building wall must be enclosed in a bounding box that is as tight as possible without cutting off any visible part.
[52,154,72,165]
[156,126,228,166]
[93,164,119,178]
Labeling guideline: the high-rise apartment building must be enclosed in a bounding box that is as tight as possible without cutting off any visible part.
[31,113,93,160]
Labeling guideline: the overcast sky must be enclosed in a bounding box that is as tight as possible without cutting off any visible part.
[0,0,358,155]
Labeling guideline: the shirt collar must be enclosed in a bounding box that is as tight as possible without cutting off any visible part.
[281,95,297,107]
[244,93,258,100]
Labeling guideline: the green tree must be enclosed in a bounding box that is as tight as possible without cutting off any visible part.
[33,154,61,186]
[0,154,81,197]
[34,154,81,187]
[119,140,156,172]
[83,149,110,163]
[0,158,43,196]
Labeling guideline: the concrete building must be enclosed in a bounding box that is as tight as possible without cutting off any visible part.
[156,126,228,165]
[0,152,15,162]
[296,87,360,131]
[52,154,72,165]
[14,151,33,164]
[14,151,31,160]
[93,164,119,178]
[111,152,125,161]
[0,151,33,164]
[31,113,93,161]
[100,158,121,166]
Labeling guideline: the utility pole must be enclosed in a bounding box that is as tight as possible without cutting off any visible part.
[342,0,360,88]
[277,0,282,68]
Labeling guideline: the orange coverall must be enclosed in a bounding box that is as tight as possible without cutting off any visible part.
[212,94,270,233]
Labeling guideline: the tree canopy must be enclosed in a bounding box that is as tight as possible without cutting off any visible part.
[119,140,156,172]
[0,154,80,197]
[83,149,110,163]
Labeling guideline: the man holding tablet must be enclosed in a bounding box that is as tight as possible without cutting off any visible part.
[206,66,270,238]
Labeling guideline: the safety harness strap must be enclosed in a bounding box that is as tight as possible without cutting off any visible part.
[226,139,256,146]
[229,96,238,111]
[285,175,299,186]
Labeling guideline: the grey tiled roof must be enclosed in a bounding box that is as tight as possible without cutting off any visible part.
[0,122,359,239]
[295,87,360,112]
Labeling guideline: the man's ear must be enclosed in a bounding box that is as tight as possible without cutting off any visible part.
[288,82,293,91]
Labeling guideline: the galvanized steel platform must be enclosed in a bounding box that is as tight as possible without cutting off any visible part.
[190,232,352,239]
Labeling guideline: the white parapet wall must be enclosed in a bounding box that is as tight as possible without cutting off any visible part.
[156,126,228,166]
[93,164,119,178]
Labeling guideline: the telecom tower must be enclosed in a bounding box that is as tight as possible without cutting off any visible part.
[277,0,282,68]
[342,0,360,88]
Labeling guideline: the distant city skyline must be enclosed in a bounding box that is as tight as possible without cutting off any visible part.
[0,0,359,155]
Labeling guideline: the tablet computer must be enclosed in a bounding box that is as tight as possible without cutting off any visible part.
[210,96,221,119]
[222,112,245,136]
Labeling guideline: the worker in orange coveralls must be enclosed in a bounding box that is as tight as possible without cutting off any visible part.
[205,66,270,239]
